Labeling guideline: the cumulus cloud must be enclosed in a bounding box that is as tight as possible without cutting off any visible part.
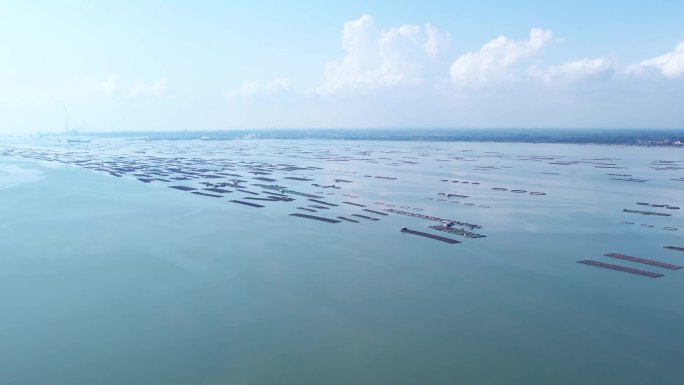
[319,15,449,93]
[225,77,291,98]
[627,42,684,78]
[215,16,683,130]
[449,28,553,83]
[129,79,168,97]
[531,58,616,83]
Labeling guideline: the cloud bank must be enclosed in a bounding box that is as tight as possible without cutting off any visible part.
[2,14,682,133]
[318,15,450,93]
[450,28,553,83]
[627,42,684,78]
[218,15,683,130]
[311,15,682,91]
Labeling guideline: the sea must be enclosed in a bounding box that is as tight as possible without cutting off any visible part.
[0,138,682,385]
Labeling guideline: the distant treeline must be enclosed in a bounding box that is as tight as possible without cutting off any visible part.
[47,128,684,146]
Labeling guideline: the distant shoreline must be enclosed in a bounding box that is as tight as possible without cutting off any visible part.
[29,128,684,147]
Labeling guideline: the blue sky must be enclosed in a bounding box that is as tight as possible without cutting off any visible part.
[0,0,683,133]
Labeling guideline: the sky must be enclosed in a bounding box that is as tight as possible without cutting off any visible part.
[0,0,683,133]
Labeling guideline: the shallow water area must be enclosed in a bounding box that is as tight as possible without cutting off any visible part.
[0,163,44,189]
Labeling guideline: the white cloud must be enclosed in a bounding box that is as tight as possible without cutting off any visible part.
[424,24,450,59]
[449,28,553,83]
[627,42,684,78]
[100,74,119,95]
[225,77,291,98]
[532,58,615,82]
[214,18,683,130]
[129,79,168,97]
[319,15,449,93]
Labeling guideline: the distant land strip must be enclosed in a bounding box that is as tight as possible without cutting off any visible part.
[37,128,684,147]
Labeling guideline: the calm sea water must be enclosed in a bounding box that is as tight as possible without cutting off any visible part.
[0,139,682,385]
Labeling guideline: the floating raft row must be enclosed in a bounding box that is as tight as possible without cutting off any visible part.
[351,214,380,221]
[400,228,461,244]
[604,253,682,270]
[204,187,232,193]
[308,199,338,207]
[429,225,486,239]
[577,259,663,278]
[383,209,482,229]
[263,191,289,198]
[664,246,684,252]
[297,207,317,212]
[282,190,323,199]
[169,185,196,191]
[622,209,671,217]
[252,183,288,190]
[289,213,340,223]
[438,193,469,198]
[230,200,264,208]
[245,197,280,201]
[611,177,648,182]
[337,216,360,223]
[237,189,259,195]
[343,201,366,207]
[192,191,223,198]
[363,209,388,216]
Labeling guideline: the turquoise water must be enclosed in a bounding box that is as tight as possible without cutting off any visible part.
[1,139,683,384]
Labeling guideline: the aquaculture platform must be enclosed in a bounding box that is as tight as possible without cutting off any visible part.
[383,209,481,229]
[363,209,388,216]
[308,199,338,206]
[230,200,264,208]
[351,214,380,221]
[343,201,366,207]
[429,225,486,239]
[622,209,671,217]
[169,185,196,191]
[337,216,360,223]
[400,228,460,244]
[577,259,663,278]
[604,253,682,270]
[290,213,340,223]
[191,191,223,198]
